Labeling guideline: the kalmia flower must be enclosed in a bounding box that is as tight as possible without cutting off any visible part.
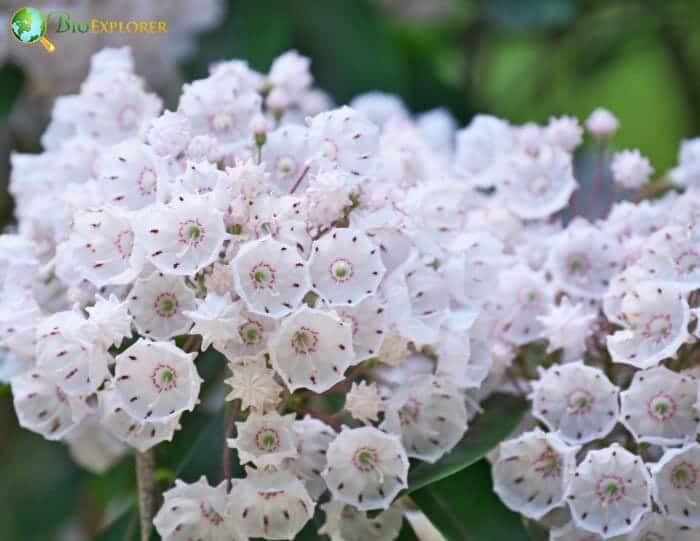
[5,47,700,541]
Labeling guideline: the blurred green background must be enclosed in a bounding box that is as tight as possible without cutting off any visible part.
[2,0,700,539]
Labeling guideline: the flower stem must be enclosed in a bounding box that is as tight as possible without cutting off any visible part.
[136,449,156,541]
[289,164,310,194]
[587,139,607,219]
[222,399,241,493]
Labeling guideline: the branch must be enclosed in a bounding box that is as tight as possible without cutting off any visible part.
[136,449,156,541]
[222,399,241,493]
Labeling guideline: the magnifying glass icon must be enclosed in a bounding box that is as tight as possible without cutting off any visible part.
[10,7,56,53]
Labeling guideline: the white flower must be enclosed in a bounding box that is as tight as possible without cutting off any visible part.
[620,366,698,446]
[530,361,620,445]
[376,331,409,367]
[335,295,386,362]
[349,92,409,128]
[382,255,449,346]
[323,426,409,511]
[178,69,262,153]
[261,125,312,192]
[585,107,619,138]
[454,115,515,185]
[205,262,235,295]
[670,137,700,188]
[651,443,700,527]
[99,386,180,453]
[0,291,42,365]
[127,271,196,340]
[307,106,379,181]
[154,477,243,541]
[401,180,468,244]
[602,264,648,326]
[607,282,690,369]
[35,311,111,396]
[85,294,133,349]
[221,158,269,202]
[612,149,653,189]
[11,368,90,441]
[228,411,298,467]
[290,416,336,500]
[546,218,621,299]
[67,420,127,474]
[268,50,313,103]
[549,522,615,541]
[184,293,242,350]
[133,193,226,276]
[498,145,577,219]
[247,193,312,258]
[58,206,140,287]
[225,359,283,413]
[232,236,311,318]
[443,232,509,311]
[537,296,596,363]
[345,381,383,424]
[436,310,490,389]
[227,468,314,540]
[381,375,467,463]
[221,306,278,359]
[635,224,700,293]
[76,69,162,145]
[566,444,652,538]
[94,140,168,209]
[497,264,552,345]
[305,170,353,228]
[626,511,697,541]
[146,111,192,158]
[319,500,403,541]
[267,87,291,113]
[114,339,201,422]
[270,306,355,393]
[178,160,227,196]
[417,108,457,151]
[492,429,578,519]
[544,115,583,151]
[310,228,385,306]
[186,134,221,163]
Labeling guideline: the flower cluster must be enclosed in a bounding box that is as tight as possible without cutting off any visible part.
[3,45,700,540]
[488,125,700,537]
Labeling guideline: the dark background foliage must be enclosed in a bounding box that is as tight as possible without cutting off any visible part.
[2,0,700,539]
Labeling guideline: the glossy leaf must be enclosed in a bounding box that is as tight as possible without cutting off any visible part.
[0,63,24,121]
[412,459,529,541]
[397,517,421,541]
[407,393,528,493]
[93,508,137,541]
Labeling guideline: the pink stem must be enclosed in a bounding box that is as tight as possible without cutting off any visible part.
[290,165,310,194]
[587,140,607,219]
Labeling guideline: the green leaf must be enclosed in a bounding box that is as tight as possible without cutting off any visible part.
[397,517,421,541]
[412,460,529,541]
[407,393,527,493]
[0,63,24,121]
[93,507,138,541]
